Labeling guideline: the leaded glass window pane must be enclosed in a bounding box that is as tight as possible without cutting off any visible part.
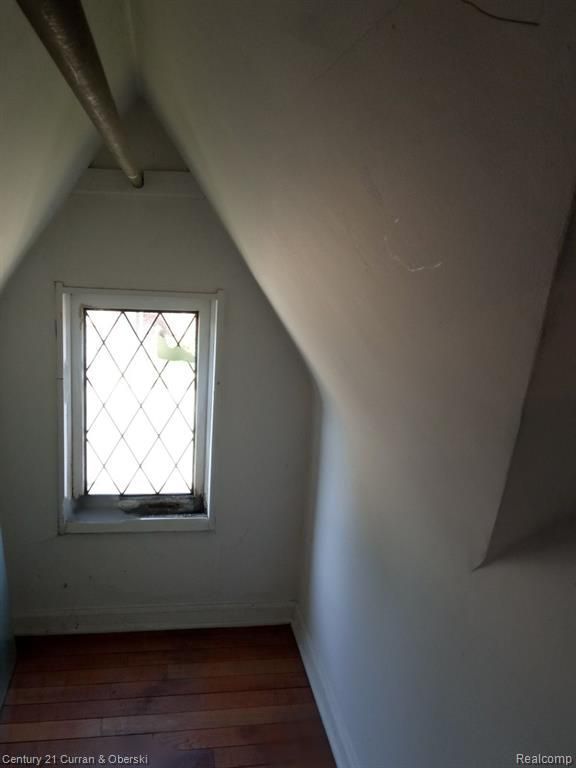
[84,309,198,495]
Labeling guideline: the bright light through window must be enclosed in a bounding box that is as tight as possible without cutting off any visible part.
[84,309,198,495]
[57,287,220,531]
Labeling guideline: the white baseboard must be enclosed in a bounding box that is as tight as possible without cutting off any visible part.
[14,601,295,636]
[292,607,359,768]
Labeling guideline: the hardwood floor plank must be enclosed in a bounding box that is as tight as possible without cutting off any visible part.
[16,644,298,673]
[1,627,334,767]
[6,672,309,706]
[0,717,101,743]
[1,735,215,767]
[11,658,305,689]
[16,627,295,658]
[213,740,335,767]
[2,687,314,723]
[1,733,334,768]
[1,720,324,754]
[0,703,318,743]
[101,703,319,738]
[155,720,327,750]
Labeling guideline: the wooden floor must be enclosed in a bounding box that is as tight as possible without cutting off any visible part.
[0,625,335,767]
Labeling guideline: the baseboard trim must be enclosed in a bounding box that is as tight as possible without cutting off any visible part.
[14,601,295,636]
[292,607,358,768]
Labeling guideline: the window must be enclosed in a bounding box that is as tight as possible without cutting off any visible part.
[57,286,221,533]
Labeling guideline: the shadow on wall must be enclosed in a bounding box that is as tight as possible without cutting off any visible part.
[485,197,576,563]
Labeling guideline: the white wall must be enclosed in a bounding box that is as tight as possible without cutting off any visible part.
[0,170,313,633]
[298,396,576,767]
[91,98,188,172]
[131,1,576,765]
[0,0,137,290]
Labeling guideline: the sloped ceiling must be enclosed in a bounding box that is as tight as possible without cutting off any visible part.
[90,97,188,172]
[0,0,137,289]
[2,0,576,560]
[131,0,576,561]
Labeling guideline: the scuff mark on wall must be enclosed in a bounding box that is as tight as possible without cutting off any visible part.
[383,234,443,273]
[391,253,444,272]
[363,170,443,273]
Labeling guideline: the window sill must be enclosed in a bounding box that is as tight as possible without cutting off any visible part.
[60,504,213,534]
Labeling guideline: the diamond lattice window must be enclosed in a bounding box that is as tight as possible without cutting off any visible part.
[84,309,198,495]
[58,287,219,530]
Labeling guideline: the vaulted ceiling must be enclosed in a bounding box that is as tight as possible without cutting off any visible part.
[2,0,576,561]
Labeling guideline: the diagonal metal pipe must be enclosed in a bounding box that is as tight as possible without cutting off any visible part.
[16,0,143,188]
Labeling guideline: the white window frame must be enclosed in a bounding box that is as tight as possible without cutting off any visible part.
[56,284,222,534]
